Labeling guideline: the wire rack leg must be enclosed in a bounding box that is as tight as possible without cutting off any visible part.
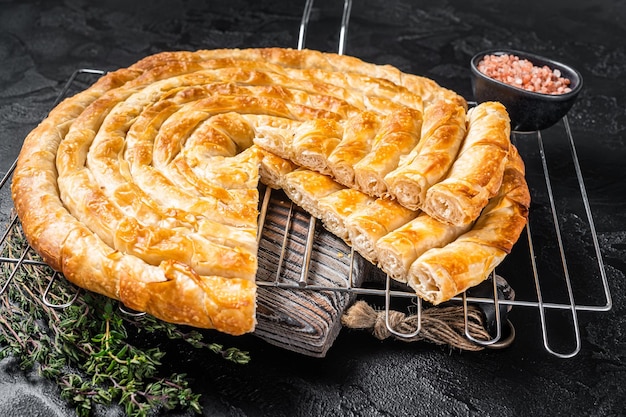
[385,274,422,339]
[463,272,502,346]
[42,272,81,309]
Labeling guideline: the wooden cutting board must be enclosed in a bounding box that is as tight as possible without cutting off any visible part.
[254,188,366,357]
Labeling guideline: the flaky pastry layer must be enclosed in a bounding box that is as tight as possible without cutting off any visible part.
[259,144,529,305]
[11,47,525,336]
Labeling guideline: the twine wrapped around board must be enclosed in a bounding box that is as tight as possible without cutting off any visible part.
[342,274,516,351]
[342,301,493,351]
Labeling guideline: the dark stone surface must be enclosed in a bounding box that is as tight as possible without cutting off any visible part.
[1,0,625,416]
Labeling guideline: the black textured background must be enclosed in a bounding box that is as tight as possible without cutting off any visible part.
[1,0,625,416]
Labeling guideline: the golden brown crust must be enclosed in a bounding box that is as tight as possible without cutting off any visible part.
[421,101,511,226]
[258,146,298,189]
[326,111,380,187]
[384,102,468,210]
[14,48,464,334]
[317,189,374,242]
[11,47,523,333]
[375,213,471,283]
[291,118,343,175]
[344,197,418,263]
[282,169,345,219]
[353,107,423,197]
[262,147,528,305]
[407,146,530,304]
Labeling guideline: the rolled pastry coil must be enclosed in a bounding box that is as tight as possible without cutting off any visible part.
[11,48,514,336]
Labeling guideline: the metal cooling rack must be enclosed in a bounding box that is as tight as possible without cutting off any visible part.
[0,0,612,358]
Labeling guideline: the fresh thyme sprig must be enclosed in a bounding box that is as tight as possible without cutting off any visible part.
[0,222,250,417]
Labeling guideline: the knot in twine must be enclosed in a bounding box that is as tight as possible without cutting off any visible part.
[341,300,492,351]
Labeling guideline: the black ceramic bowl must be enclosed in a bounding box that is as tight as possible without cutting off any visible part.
[470,49,583,132]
